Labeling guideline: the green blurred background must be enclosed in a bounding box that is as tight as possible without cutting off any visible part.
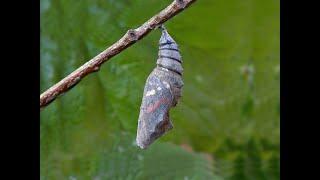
[40,0,279,179]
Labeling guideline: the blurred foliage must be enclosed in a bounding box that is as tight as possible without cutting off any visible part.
[40,0,279,179]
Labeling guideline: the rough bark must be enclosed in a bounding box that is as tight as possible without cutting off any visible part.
[40,0,197,109]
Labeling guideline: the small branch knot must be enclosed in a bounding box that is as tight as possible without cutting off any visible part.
[127,29,138,41]
[176,0,187,9]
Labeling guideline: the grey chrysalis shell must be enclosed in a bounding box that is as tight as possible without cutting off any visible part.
[136,27,184,149]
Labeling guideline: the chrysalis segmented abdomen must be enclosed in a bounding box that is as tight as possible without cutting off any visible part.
[136,26,184,149]
[157,29,183,75]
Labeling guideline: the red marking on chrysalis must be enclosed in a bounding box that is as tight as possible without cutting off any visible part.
[146,98,171,113]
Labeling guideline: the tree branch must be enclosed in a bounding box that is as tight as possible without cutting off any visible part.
[40,0,197,109]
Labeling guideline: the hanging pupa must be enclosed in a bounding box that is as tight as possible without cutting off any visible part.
[136,26,184,149]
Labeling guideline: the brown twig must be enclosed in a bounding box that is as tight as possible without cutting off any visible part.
[40,0,197,109]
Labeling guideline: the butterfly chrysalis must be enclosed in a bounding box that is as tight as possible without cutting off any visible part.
[136,26,184,149]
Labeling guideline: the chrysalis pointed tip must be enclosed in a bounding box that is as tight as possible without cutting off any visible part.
[159,26,176,45]
[159,24,166,31]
